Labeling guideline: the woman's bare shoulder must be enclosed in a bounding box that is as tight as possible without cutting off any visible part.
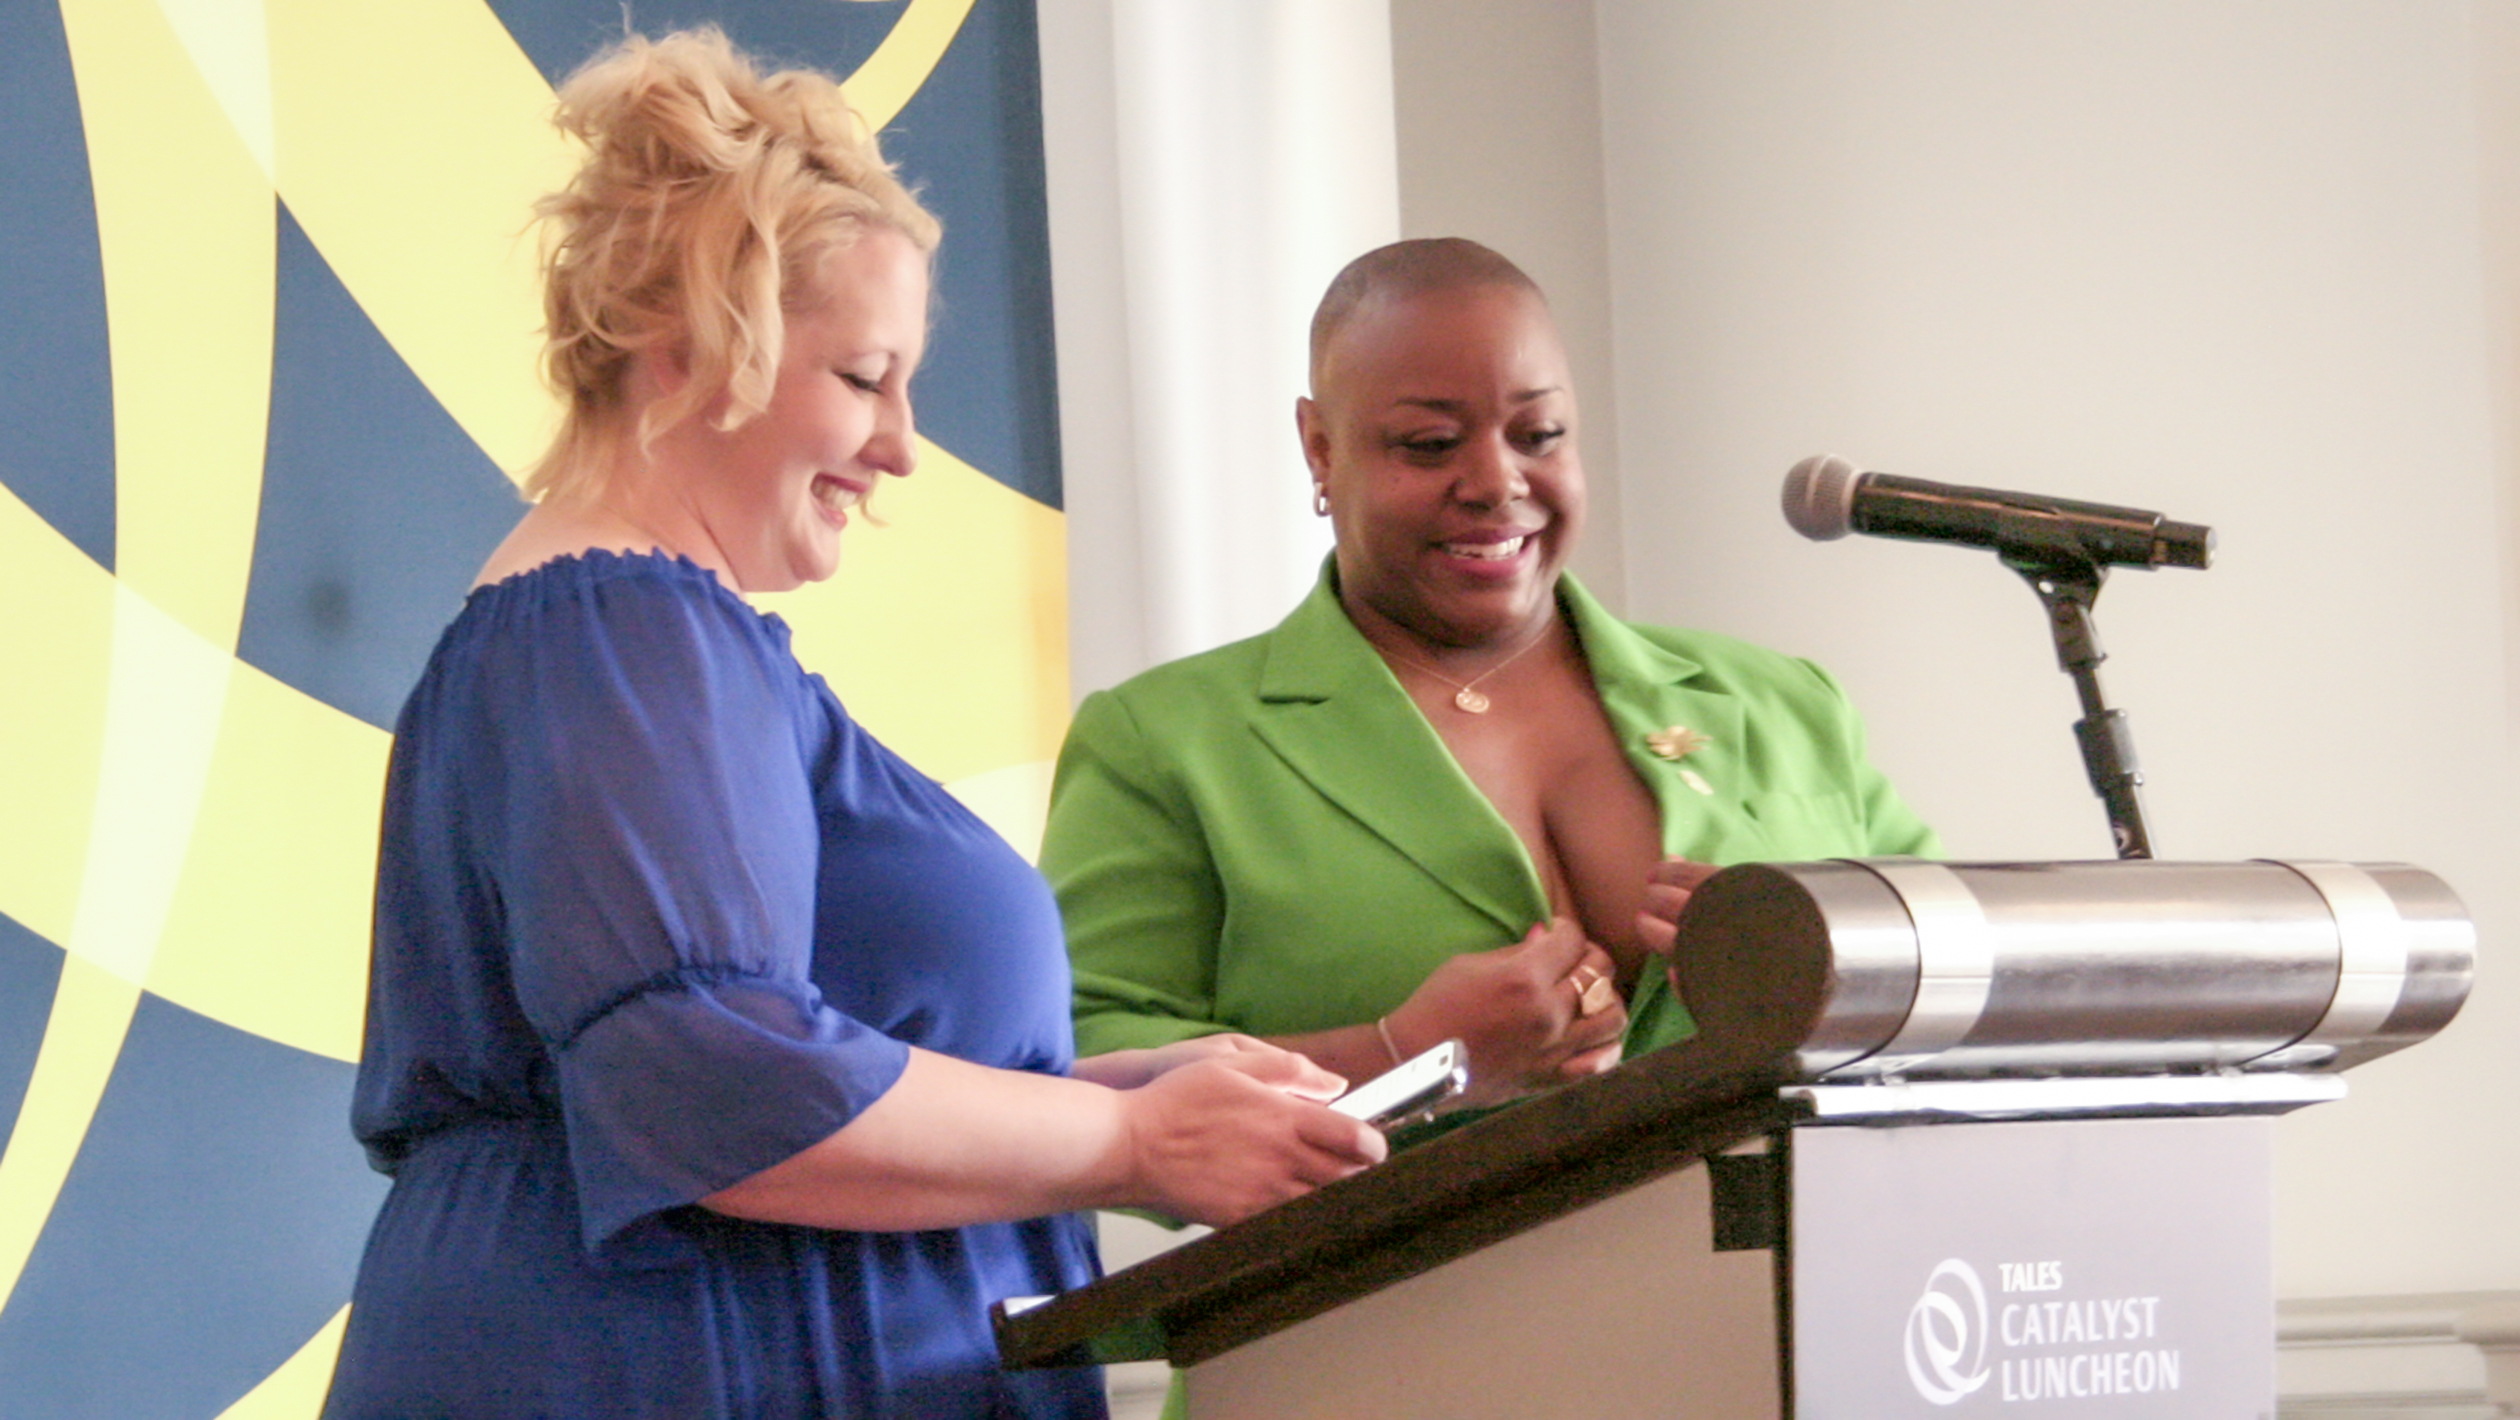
[471,501,664,590]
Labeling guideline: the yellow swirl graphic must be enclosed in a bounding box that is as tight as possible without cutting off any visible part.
[0,1,1054,1409]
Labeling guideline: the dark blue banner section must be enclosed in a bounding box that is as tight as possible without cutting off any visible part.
[0,1,115,568]
[237,206,524,732]
[0,993,388,1419]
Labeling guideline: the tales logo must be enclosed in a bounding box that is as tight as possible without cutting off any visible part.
[1900,1257,2186,1406]
[1905,1259,1994,1405]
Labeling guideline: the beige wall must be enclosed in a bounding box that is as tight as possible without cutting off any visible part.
[1583,1,2518,1298]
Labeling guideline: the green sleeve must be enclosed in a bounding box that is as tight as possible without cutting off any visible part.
[1041,689,1235,1056]
[1798,658,1942,859]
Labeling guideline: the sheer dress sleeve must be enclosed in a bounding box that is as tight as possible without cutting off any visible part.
[459,566,908,1251]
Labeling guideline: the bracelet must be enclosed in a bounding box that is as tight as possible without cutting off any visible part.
[1374,1015,1406,1067]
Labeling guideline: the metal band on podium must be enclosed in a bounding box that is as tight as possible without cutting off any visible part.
[1673,858,2471,1083]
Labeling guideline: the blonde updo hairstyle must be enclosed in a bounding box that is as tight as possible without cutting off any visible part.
[526,27,941,502]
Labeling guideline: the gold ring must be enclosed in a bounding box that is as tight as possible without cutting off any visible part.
[1570,966,1615,1016]
[1581,973,1619,1016]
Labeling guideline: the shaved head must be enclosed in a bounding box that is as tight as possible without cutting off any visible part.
[1309,238,1542,392]
[1294,242,1580,654]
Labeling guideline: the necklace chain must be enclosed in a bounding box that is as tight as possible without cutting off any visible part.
[1378,629,1549,714]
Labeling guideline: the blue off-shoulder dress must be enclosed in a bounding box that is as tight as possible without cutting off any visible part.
[324,551,1105,1419]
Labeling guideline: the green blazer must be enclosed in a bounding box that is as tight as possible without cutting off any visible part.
[1041,566,1939,1060]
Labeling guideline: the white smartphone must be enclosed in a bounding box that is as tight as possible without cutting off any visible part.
[1331,1038,1469,1130]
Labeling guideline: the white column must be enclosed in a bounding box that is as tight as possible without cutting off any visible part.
[1040,0,1399,694]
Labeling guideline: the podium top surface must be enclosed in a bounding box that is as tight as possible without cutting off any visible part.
[994,1032,1803,1371]
[993,1045,2338,1371]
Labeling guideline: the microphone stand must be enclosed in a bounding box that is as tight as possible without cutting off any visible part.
[1997,512,2153,860]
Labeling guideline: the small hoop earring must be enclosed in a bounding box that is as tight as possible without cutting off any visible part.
[1312,485,1331,517]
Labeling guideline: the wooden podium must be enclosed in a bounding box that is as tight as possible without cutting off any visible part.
[995,859,2473,1418]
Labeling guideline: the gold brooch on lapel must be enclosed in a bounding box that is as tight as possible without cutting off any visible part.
[1645,725,1710,761]
[1647,726,1716,796]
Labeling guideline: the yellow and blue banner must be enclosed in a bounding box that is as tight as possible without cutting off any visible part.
[0,1,1066,1412]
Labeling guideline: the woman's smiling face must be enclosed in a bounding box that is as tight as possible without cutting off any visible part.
[679,225,930,593]
[1301,282,1583,651]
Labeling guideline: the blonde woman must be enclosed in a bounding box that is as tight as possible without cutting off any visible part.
[324,31,1379,1419]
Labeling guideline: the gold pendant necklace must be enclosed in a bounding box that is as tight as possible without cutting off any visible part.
[1380,630,1548,714]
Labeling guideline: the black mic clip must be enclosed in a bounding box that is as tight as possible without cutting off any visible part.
[1992,504,2117,582]
[2005,549,2152,860]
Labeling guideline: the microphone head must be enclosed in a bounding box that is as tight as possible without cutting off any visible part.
[1782,454,1861,540]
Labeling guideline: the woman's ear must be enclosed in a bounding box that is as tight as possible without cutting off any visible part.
[1296,395,1334,483]
[636,340,692,401]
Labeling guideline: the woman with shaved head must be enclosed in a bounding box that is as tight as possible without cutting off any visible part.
[1041,238,1936,1112]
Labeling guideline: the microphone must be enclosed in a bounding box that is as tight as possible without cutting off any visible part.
[1782,454,2214,571]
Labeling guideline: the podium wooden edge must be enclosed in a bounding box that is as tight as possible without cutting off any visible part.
[995,1030,1810,1370]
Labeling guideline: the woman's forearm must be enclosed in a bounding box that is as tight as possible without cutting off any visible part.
[1264,1022,1404,1086]
[701,1049,1132,1232]
[701,1045,1381,1232]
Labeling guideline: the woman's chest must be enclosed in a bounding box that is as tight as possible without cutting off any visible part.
[1448,709,1666,971]
[799,718,1073,1067]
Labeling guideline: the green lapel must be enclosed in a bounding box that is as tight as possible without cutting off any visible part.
[1557,578,1752,855]
[1555,578,1750,1052]
[1243,569,1765,931]
[1249,571,1550,935]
